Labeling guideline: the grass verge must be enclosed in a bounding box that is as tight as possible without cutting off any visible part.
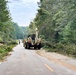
[43,42,76,58]
[0,44,17,61]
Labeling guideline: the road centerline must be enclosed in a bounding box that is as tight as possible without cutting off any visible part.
[0,62,2,64]
[44,64,54,72]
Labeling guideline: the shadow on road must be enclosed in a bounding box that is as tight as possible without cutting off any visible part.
[24,48,41,51]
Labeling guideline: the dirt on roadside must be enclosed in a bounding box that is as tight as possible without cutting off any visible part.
[36,49,76,71]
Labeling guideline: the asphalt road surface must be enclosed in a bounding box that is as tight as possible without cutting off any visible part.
[0,43,76,75]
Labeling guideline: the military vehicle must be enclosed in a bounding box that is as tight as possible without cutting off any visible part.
[23,28,41,49]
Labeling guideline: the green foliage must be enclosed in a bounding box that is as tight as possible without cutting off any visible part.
[0,0,10,23]
[43,42,76,57]
[28,0,76,57]
[0,0,26,43]
[0,0,10,34]
[34,0,76,44]
[23,26,32,38]
[0,44,16,60]
[7,40,18,45]
[12,23,25,39]
[0,37,3,42]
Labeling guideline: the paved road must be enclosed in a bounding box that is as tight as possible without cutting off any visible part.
[0,43,76,75]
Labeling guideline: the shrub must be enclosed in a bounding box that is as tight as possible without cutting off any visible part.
[8,41,18,45]
[43,41,76,57]
[0,37,3,42]
[0,44,16,61]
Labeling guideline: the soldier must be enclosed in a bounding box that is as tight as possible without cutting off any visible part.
[19,40,20,44]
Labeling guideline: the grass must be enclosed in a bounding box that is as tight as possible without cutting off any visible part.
[43,42,76,58]
[0,44,17,61]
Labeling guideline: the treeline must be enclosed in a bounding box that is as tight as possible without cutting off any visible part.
[0,0,27,60]
[29,0,76,57]
[0,0,26,44]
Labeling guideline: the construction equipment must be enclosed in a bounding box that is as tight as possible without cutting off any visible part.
[23,28,41,49]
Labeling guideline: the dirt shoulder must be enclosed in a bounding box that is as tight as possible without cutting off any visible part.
[36,49,76,71]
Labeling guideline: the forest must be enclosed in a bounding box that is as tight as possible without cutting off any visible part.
[0,0,76,58]
[0,0,26,44]
[0,0,26,60]
[29,0,76,57]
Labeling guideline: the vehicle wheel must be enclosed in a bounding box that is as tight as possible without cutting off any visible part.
[24,42,27,49]
[34,45,37,49]
[25,44,27,49]
[38,43,41,49]
[27,43,30,49]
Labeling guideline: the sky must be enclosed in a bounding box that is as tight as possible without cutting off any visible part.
[8,0,40,27]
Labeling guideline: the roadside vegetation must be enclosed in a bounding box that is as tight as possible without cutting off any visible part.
[0,0,76,58]
[0,0,26,61]
[42,42,76,57]
[28,0,76,58]
[0,40,17,61]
